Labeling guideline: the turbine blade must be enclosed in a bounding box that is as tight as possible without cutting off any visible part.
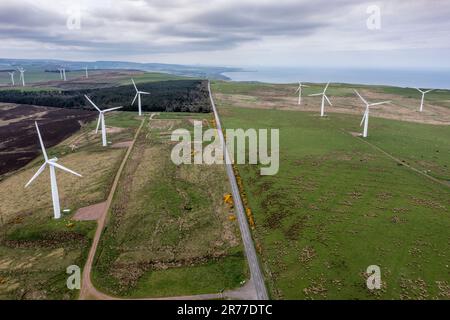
[354,89,368,105]
[131,93,138,105]
[131,78,138,92]
[51,162,82,177]
[25,163,47,187]
[35,122,48,161]
[95,114,101,134]
[369,101,391,107]
[424,89,434,94]
[140,91,150,95]
[103,106,123,113]
[84,95,102,112]
[415,88,424,93]
[308,93,322,97]
[323,82,330,93]
[324,95,332,106]
[295,87,300,93]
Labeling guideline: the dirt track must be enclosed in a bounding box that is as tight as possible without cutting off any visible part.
[79,117,145,300]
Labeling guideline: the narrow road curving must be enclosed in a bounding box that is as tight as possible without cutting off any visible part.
[208,81,269,300]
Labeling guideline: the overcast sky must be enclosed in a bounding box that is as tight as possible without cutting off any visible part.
[1,0,449,69]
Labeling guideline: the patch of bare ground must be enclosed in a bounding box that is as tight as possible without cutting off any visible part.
[214,87,450,125]
[73,201,107,221]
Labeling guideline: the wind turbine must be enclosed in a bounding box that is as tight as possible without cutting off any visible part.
[131,78,150,116]
[309,82,332,117]
[85,66,89,78]
[25,122,82,219]
[415,88,433,112]
[18,67,26,86]
[85,95,123,147]
[59,67,67,81]
[354,90,391,138]
[8,72,15,86]
[295,82,309,105]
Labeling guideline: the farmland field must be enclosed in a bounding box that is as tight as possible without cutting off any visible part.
[0,111,140,299]
[92,113,247,298]
[212,81,450,299]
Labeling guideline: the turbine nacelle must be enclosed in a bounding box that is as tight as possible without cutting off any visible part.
[308,82,332,116]
[131,78,150,116]
[354,90,391,137]
[415,88,434,112]
[85,95,123,146]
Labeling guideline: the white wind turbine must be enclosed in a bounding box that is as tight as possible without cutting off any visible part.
[85,66,89,78]
[18,67,26,86]
[59,68,67,81]
[354,90,391,138]
[131,78,150,116]
[8,71,15,86]
[415,88,433,112]
[85,95,123,147]
[295,82,309,105]
[25,122,82,219]
[309,82,332,117]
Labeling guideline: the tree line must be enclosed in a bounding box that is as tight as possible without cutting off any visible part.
[0,80,211,113]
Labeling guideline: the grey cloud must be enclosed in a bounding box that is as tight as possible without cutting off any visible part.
[0,0,448,59]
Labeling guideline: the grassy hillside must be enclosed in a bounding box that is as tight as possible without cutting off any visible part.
[213,82,450,300]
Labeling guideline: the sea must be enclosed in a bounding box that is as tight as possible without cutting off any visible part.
[222,67,450,90]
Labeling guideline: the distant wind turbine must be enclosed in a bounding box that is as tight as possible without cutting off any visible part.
[8,72,15,86]
[131,78,150,116]
[85,95,123,146]
[18,67,26,86]
[85,66,89,78]
[295,82,309,105]
[309,82,332,117]
[415,88,433,112]
[354,90,391,138]
[59,68,67,81]
[25,122,82,219]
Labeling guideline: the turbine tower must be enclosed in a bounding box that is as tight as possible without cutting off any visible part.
[415,88,433,112]
[309,82,332,117]
[85,66,89,78]
[354,90,391,138]
[295,82,309,105]
[131,78,150,116]
[8,72,15,86]
[85,95,123,147]
[25,122,82,219]
[18,67,26,86]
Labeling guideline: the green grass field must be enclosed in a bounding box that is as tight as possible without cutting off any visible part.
[213,82,450,300]
[92,113,247,298]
